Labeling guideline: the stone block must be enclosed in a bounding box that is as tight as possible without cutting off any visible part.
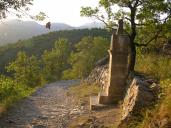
[90,96,107,110]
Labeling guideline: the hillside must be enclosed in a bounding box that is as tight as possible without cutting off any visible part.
[0,28,111,74]
[78,22,105,29]
[0,20,74,45]
[0,20,105,45]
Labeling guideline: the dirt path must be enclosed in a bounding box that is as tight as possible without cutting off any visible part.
[0,80,83,128]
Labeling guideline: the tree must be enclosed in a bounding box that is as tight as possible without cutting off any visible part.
[63,36,109,79]
[0,0,33,18]
[6,51,42,87]
[42,38,71,81]
[0,0,46,21]
[81,0,171,72]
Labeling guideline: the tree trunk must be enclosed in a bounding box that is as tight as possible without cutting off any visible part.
[128,7,137,73]
[129,41,136,72]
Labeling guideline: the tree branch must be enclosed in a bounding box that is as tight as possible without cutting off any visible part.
[135,23,147,26]
[134,0,140,7]
[137,0,143,7]
[135,30,162,47]
[127,1,132,9]
[91,14,114,30]
[125,17,131,22]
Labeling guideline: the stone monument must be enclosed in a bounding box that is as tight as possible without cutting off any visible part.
[90,19,130,110]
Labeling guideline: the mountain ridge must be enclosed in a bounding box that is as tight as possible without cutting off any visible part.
[0,20,104,45]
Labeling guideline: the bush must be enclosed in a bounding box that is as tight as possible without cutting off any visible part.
[135,53,171,127]
[136,53,171,80]
[0,75,35,113]
[63,36,109,79]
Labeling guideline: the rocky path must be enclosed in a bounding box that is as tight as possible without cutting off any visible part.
[0,80,84,128]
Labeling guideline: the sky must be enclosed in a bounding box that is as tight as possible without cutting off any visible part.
[20,0,99,27]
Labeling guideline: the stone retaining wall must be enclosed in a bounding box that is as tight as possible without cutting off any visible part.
[85,63,160,127]
[85,64,109,88]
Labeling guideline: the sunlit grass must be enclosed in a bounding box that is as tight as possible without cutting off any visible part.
[0,76,36,115]
[134,53,171,127]
[135,53,171,80]
[68,82,100,105]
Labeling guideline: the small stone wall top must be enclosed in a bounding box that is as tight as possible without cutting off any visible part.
[120,77,160,125]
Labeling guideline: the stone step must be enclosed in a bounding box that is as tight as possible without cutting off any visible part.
[90,96,107,110]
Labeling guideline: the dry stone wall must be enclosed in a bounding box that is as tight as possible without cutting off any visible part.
[85,64,109,88]
[122,78,155,119]
[85,62,159,127]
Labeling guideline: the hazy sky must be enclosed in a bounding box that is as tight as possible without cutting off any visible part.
[27,0,99,26]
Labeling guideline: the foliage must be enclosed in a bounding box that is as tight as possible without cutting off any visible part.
[81,0,171,71]
[0,28,111,75]
[0,75,35,113]
[133,53,171,127]
[63,36,109,79]
[42,38,71,82]
[0,0,33,19]
[6,51,43,87]
[0,29,111,113]
[136,52,171,80]
[0,31,110,114]
[0,75,15,101]
[81,0,171,42]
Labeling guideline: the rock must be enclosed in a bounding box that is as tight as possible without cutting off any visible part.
[7,119,16,124]
[81,106,84,110]
[37,115,48,120]
[121,77,155,122]
[163,42,171,55]
[69,109,82,115]
[80,101,87,106]
[95,55,109,67]
[50,116,55,119]
[77,116,106,128]
[150,83,161,95]
[145,79,158,85]
[32,124,47,128]
[84,64,109,88]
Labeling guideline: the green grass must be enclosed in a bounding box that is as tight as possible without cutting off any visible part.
[68,82,100,105]
[0,76,36,115]
[133,53,171,127]
[0,88,35,113]
[135,53,171,80]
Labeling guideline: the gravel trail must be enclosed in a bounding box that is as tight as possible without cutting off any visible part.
[0,80,83,128]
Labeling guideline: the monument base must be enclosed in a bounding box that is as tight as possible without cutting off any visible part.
[90,96,107,110]
[90,92,120,110]
[89,20,129,111]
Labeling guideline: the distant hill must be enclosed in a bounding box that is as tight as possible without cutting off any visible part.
[78,22,105,29]
[0,20,105,45]
[0,20,73,45]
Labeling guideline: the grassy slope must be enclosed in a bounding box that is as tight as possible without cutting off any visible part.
[0,88,35,115]
[135,53,171,127]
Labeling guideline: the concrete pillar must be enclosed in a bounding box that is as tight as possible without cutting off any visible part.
[90,19,130,110]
